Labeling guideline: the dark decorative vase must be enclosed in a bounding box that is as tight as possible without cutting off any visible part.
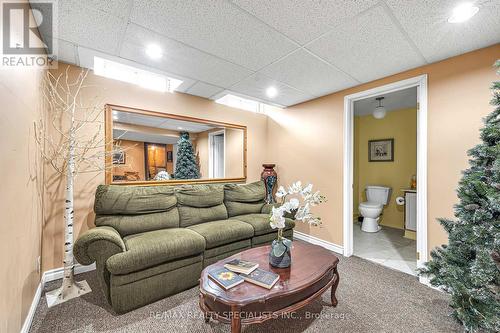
[261,164,277,204]
[269,236,292,268]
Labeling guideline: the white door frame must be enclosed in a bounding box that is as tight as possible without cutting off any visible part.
[343,75,428,276]
[208,129,226,178]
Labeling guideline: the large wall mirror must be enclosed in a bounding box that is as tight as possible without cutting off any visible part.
[105,104,247,185]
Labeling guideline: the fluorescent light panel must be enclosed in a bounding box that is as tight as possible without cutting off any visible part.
[93,57,182,93]
[215,93,277,113]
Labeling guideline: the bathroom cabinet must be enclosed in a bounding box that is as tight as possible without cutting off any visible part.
[404,191,417,231]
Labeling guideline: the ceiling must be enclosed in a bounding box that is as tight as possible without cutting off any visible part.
[112,110,218,133]
[113,129,179,145]
[354,87,417,116]
[38,0,500,107]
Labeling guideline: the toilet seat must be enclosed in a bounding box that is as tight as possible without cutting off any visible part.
[359,201,382,209]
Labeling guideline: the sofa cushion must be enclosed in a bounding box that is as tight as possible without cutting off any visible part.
[95,185,177,215]
[94,185,179,236]
[106,228,205,275]
[177,204,228,228]
[95,210,179,237]
[176,184,228,227]
[187,219,254,249]
[176,184,224,207]
[234,213,295,236]
[224,181,266,217]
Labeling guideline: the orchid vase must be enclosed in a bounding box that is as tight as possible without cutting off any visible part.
[268,181,326,268]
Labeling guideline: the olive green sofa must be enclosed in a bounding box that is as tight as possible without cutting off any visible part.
[74,181,294,313]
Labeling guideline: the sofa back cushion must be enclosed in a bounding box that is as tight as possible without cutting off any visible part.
[94,185,179,236]
[224,181,266,217]
[176,184,228,227]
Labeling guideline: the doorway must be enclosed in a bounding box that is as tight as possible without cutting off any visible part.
[209,130,225,178]
[343,75,428,281]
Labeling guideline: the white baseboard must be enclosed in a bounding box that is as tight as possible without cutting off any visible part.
[43,263,96,283]
[20,279,43,333]
[294,231,344,255]
[20,263,96,333]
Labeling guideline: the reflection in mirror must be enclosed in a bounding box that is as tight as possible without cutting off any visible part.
[109,107,246,183]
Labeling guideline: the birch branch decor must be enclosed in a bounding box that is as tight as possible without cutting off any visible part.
[35,66,127,307]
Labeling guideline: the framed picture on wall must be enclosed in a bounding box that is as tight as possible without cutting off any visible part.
[369,138,394,162]
[113,151,126,164]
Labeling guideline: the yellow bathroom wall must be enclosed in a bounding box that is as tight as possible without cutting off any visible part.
[354,108,417,229]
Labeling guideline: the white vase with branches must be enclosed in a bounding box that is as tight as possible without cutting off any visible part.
[35,67,124,307]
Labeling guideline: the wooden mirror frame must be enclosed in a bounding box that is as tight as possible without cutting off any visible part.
[105,104,247,186]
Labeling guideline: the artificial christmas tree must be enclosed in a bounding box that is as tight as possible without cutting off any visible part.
[174,131,201,179]
[420,61,500,332]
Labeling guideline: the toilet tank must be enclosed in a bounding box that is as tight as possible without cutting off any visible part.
[365,186,391,205]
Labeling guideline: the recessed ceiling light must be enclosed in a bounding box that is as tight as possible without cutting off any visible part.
[266,86,278,98]
[448,3,479,23]
[145,44,163,59]
[177,127,183,130]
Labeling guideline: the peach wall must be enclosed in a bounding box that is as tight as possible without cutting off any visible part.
[0,1,45,331]
[267,44,500,255]
[113,139,145,180]
[42,63,268,271]
[0,67,44,333]
[226,128,245,178]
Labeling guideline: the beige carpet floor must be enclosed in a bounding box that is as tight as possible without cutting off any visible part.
[29,253,461,333]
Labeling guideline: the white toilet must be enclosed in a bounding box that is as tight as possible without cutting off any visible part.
[359,185,391,233]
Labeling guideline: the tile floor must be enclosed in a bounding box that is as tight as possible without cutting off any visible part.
[353,222,417,276]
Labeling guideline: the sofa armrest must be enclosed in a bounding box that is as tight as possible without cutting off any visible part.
[74,226,126,266]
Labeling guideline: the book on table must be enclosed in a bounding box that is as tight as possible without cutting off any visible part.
[207,267,244,290]
[239,268,280,289]
[224,259,259,275]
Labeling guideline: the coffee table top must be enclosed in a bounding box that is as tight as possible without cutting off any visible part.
[199,240,339,306]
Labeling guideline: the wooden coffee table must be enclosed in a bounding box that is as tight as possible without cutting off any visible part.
[199,240,340,333]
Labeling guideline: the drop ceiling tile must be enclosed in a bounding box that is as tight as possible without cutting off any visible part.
[57,0,128,54]
[55,39,77,65]
[186,82,224,98]
[232,0,378,45]
[129,0,298,70]
[385,0,500,63]
[230,73,314,106]
[306,5,426,83]
[75,0,133,19]
[260,49,359,97]
[119,24,253,88]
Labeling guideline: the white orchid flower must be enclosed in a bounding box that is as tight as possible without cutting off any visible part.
[268,181,326,234]
[289,198,300,210]
[295,202,310,221]
[301,183,313,197]
[308,217,322,226]
[270,206,286,229]
[288,181,302,194]
[275,186,287,198]
[306,191,323,206]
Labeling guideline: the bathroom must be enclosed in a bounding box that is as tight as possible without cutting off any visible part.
[352,87,418,275]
